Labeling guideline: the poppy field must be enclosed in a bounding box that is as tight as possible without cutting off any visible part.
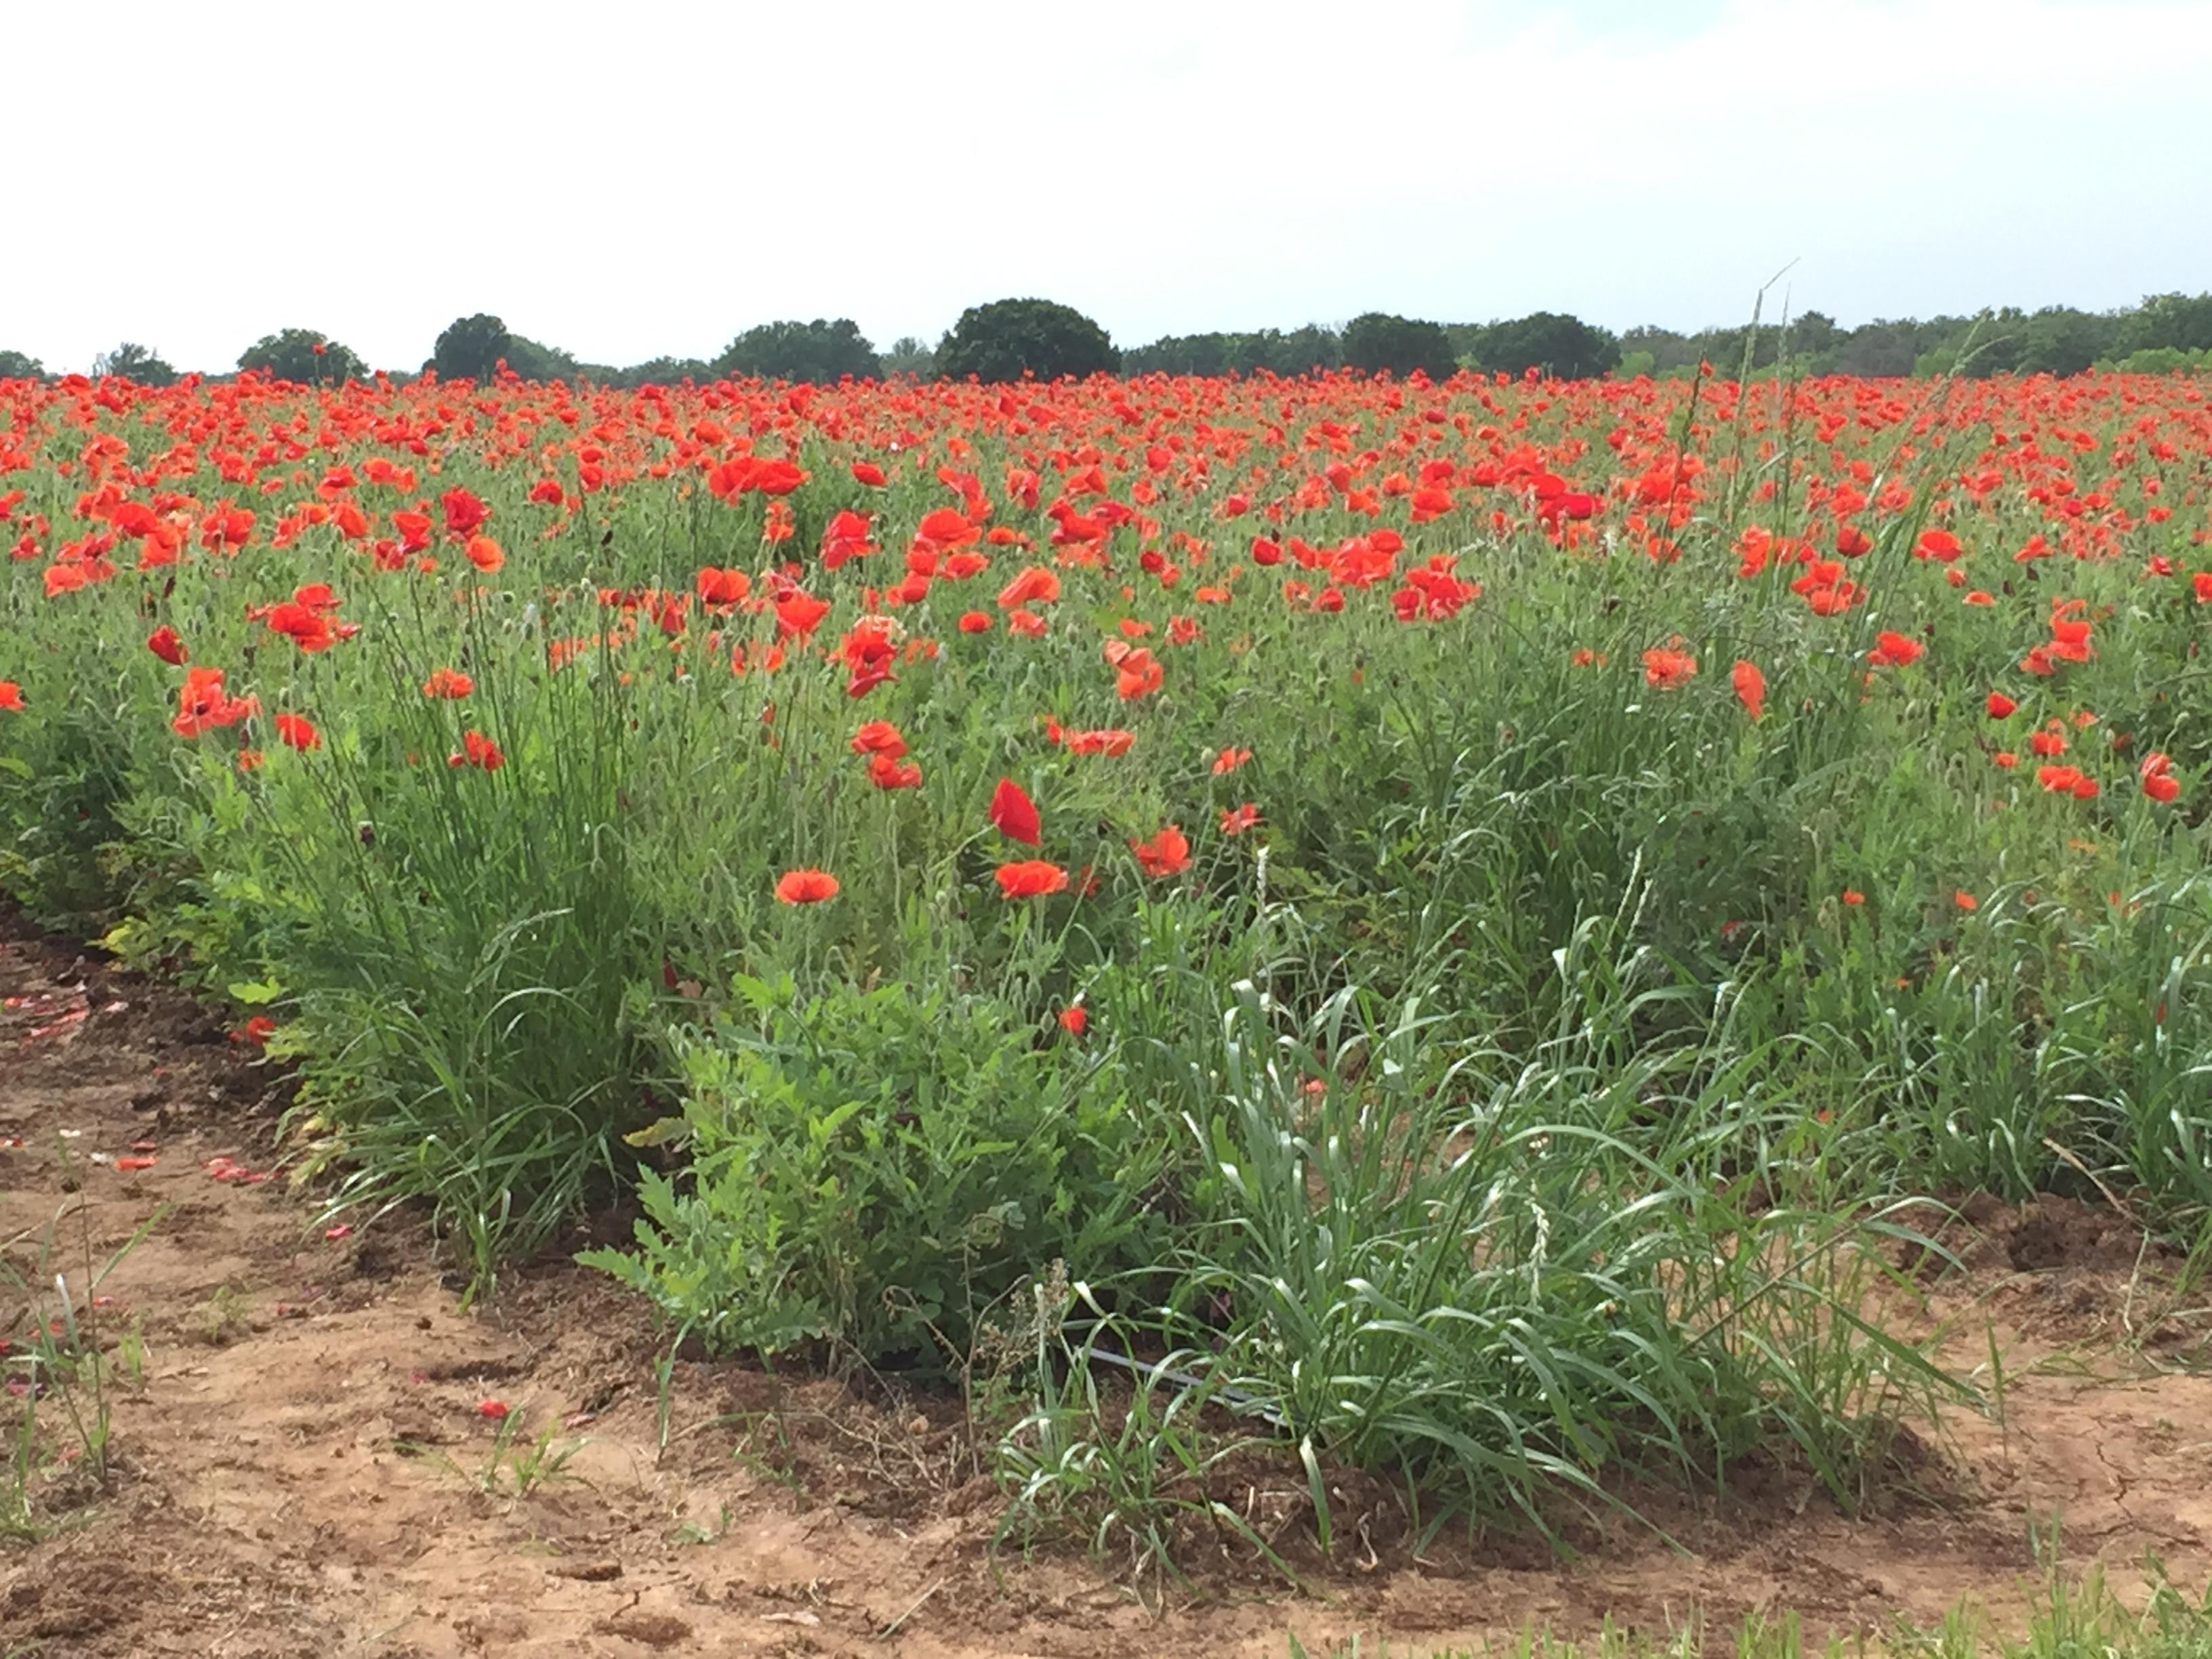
[3,362,2211,1537]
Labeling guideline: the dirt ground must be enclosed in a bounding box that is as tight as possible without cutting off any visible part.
[6,911,2212,1658]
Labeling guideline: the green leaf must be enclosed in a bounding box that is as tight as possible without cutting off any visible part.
[226,977,285,1006]
[623,1116,692,1149]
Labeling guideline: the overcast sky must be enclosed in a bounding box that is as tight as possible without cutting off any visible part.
[9,0,2209,375]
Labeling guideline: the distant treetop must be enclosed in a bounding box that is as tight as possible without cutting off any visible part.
[935,299,1119,383]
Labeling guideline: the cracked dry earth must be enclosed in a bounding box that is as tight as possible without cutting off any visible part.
[7,909,2212,1658]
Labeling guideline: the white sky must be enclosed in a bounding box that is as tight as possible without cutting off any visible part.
[9,0,2210,375]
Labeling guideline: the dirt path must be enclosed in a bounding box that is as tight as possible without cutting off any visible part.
[5,912,2212,1658]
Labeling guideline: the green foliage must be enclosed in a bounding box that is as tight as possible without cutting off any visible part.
[583,975,1175,1361]
[1340,312,1459,379]
[1123,326,1344,377]
[432,312,514,381]
[91,342,178,385]
[935,298,1119,382]
[237,327,367,385]
[2119,292,2212,356]
[605,355,713,388]
[0,348,44,380]
[879,335,937,378]
[1468,312,1621,380]
[714,318,880,383]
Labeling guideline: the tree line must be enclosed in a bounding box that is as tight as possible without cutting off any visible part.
[7,291,2211,388]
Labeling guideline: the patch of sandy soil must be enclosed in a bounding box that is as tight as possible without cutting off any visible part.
[5,906,2212,1658]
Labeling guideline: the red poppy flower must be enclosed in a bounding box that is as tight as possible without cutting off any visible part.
[422,668,474,699]
[1986,692,2018,719]
[2140,752,2182,803]
[774,868,840,905]
[1868,631,1925,668]
[441,488,490,538]
[1129,825,1191,878]
[995,859,1069,899]
[0,681,22,712]
[448,730,504,771]
[851,460,887,487]
[274,713,321,752]
[696,566,751,606]
[867,754,922,790]
[1220,802,1261,836]
[1641,646,1698,689]
[851,720,907,760]
[958,611,994,634]
[997,567,1061,610]
[1058,1004,1088,1036]
[1731,659,1765,722]
[1212,746,1252,775]
[465,535,504,573]
[989,777,1041,845]
[147,625,188,665]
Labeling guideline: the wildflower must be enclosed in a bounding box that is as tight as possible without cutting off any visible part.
[997,567,1061,610]
[1986,692,2017,719]
[1842,890,1866,906]
[1954,890,1980,912]
[1129,825,1191,878]
[958,611,993,634]
[1058,1004,1088,1036]
[422,668,474,699]
[988,777,1042,845]
[2140,752,2182,804]
[1868,631,1925,668]
[1220,802,1261,836]
[0,680,22,712]
[441,488,490,539]
[696,566,751,606]
[851,460,887,487]
[867,754,922,790]
[1641,644,1698,689]
[465,534,504,573]
[173,667,257,737]
[1731,659,1766,722]
[774,868,839,905]
[448,730,504,771]
[147,625,187,665]
[995,859,1069,899]
[476,1399,510,1420]
[1212,747,1253,775]
[851,720,907,760]
[274,713,321,752]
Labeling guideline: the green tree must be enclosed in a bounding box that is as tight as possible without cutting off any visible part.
[432,313,513,381]
[2116,293,2212,356]
[500,334,581,382]
[1340,312,1458,378]
[1122,333,1231,375]
[609,356,712,388]
[1831,321,1919,377]
[879,335,936,378]
[714,318,881,382]
[935,298,1118,382]
[1256,327,1336,375]
[238,327,367,384]
[1468,312,1619,380]
[0,349,43,380]
[91,342,178,386]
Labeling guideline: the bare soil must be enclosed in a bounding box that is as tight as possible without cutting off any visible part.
[6,910,2212,1658]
